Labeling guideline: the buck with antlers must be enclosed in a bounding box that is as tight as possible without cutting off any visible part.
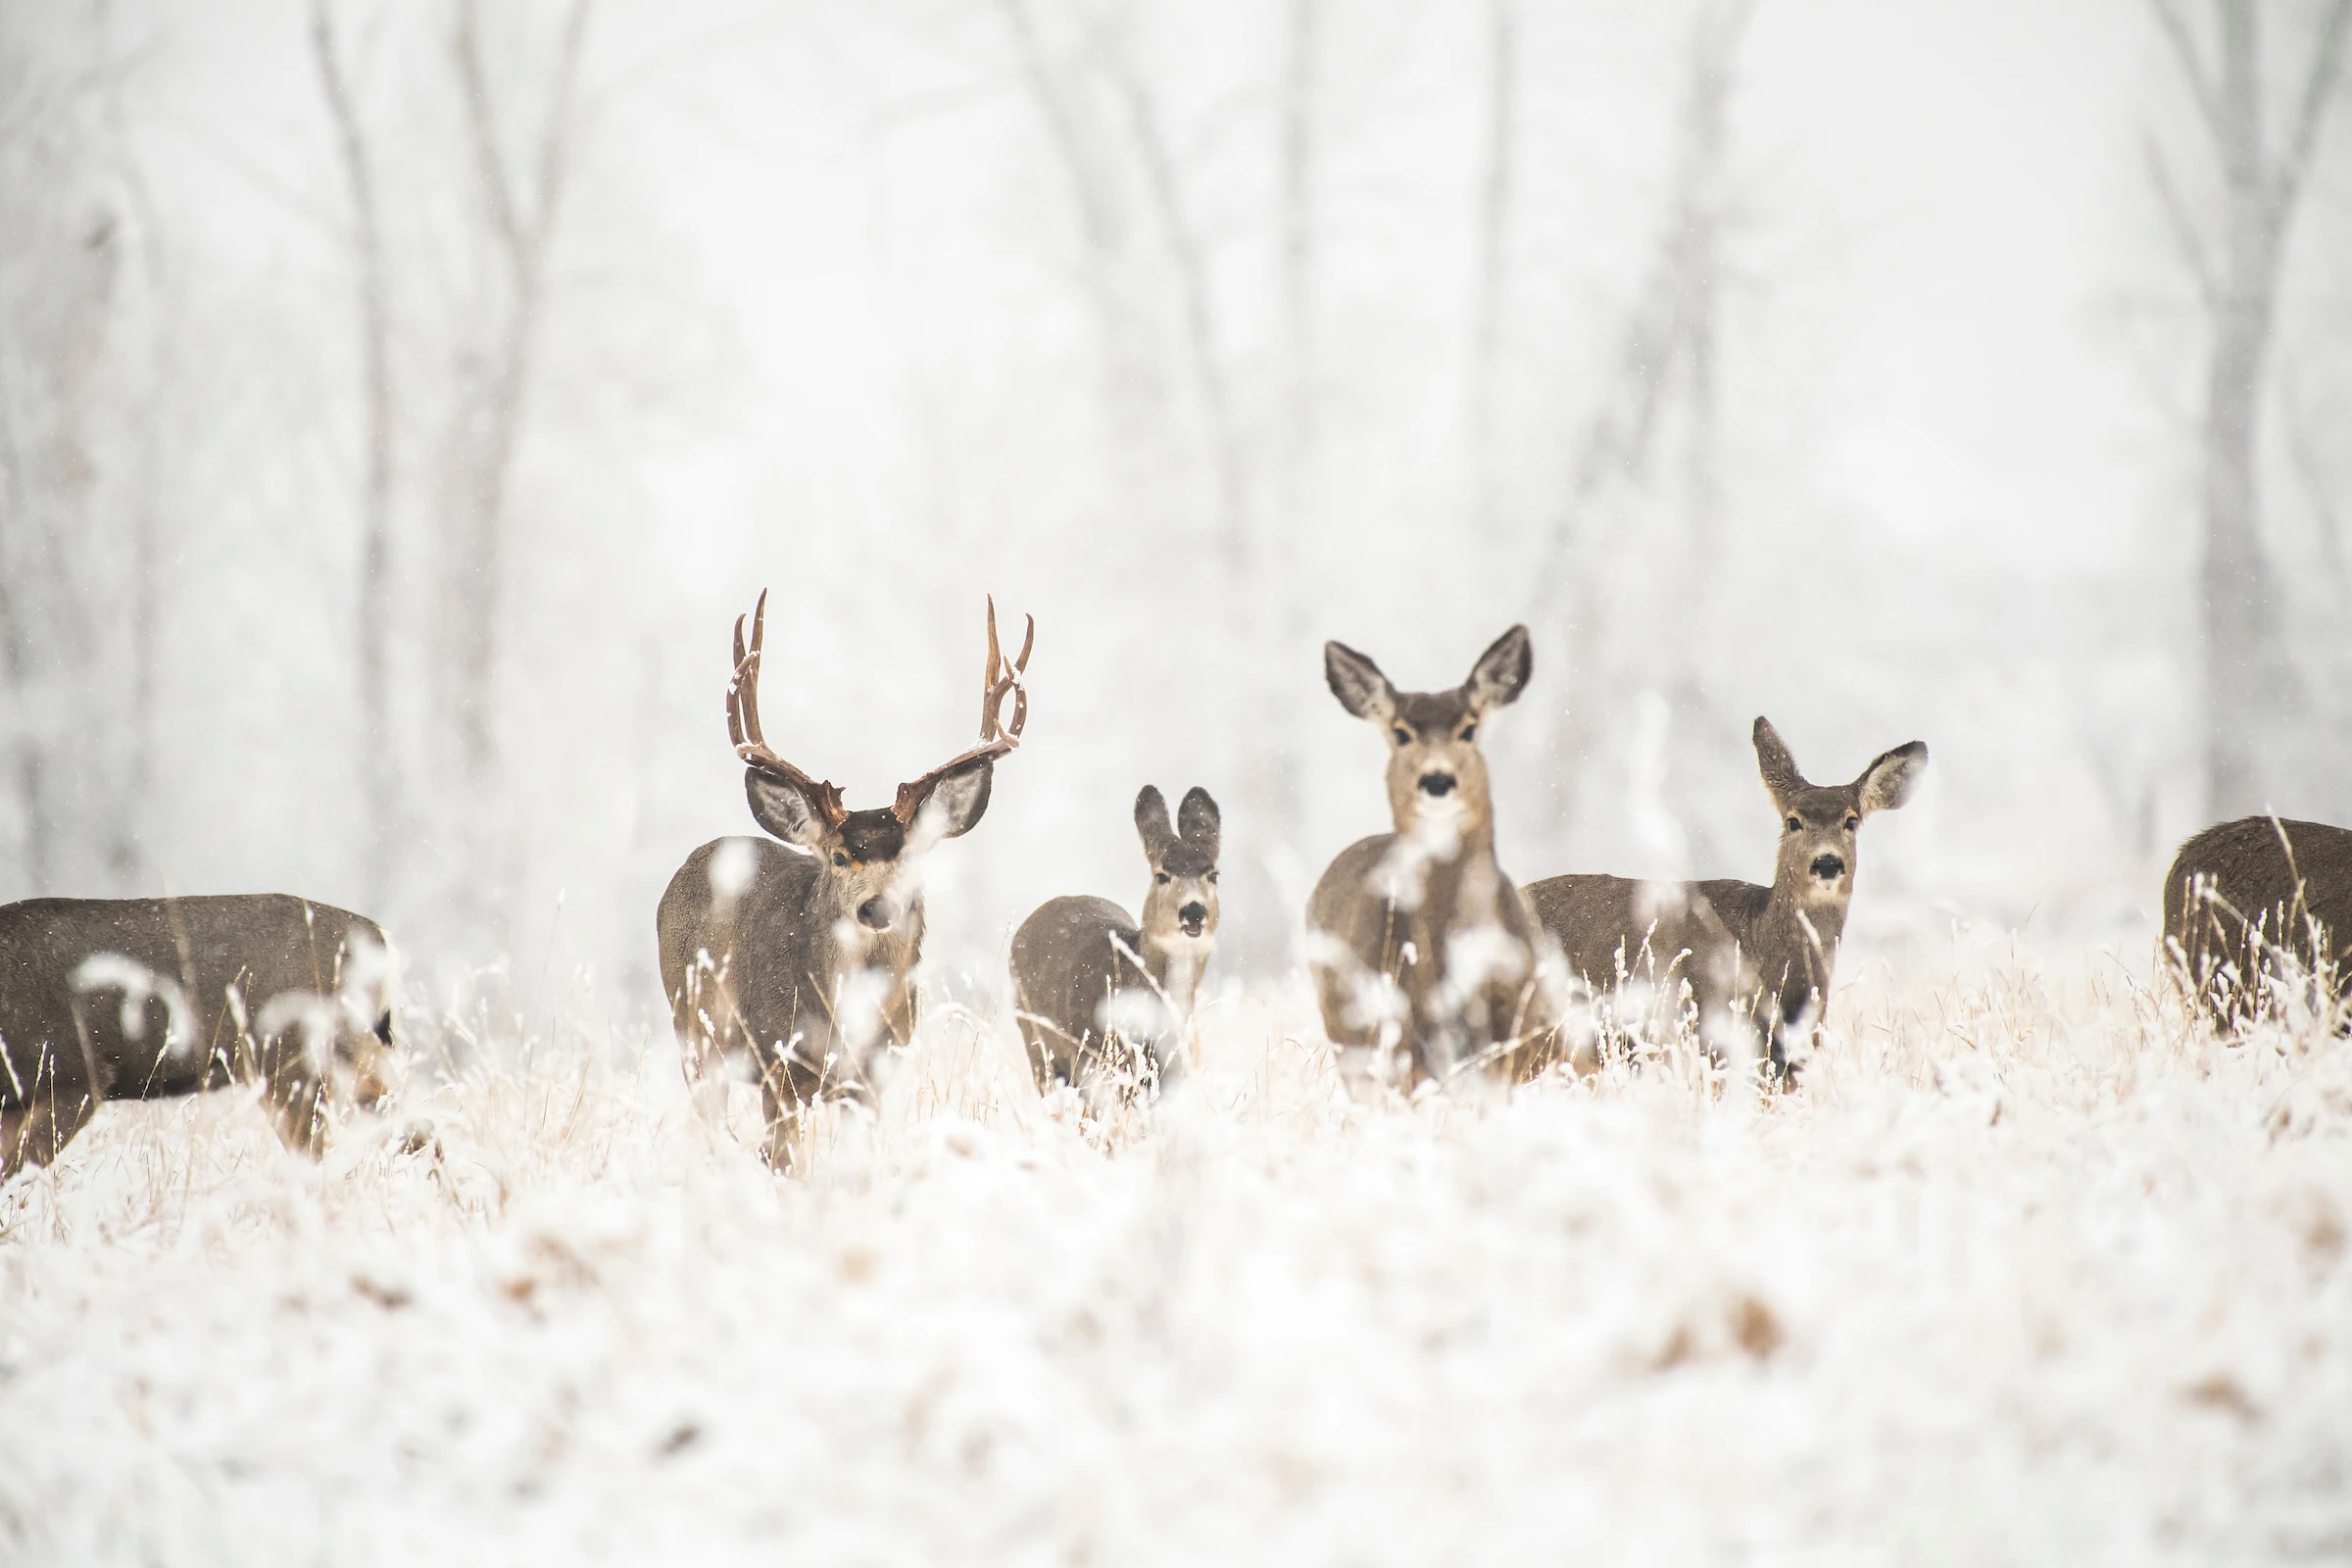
[657,592,1031,1168]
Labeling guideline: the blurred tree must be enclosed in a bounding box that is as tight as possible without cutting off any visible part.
[310,0,398,909]
[0,3,162,897]
[2147,0,2352,816]
[1535,0,1753,871]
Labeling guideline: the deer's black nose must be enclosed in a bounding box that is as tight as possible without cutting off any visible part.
[1178,902,1208,933]
[1418,772,1457,798]
[1809,854,1846,881]
[856,898,894,930]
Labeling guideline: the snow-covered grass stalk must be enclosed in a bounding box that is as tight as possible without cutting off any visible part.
[0,939,2347,1565]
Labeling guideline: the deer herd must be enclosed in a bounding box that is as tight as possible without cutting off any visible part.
[0,592,2347,1178]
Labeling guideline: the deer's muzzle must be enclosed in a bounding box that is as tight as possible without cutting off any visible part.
[856,897,896,931]
[1418,772,1457,798]
[1177,902,1208,937]
[1808,854,1846,883]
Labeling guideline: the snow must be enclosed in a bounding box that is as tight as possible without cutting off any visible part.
[1,954,2348,1565]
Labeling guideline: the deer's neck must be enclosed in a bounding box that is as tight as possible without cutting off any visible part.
[1755,881,1847,995]
[1145,938,1210,1017]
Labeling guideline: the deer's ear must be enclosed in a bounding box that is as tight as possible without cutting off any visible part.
[1324,641,1396,722]
[1752,717,1808,808]
[1857,741,1928,814]
[1463,624,1532,711]
[1134,785,1173,858]
[1178,786,1220,861]
[746,772,830,850]
[909,755,994,841]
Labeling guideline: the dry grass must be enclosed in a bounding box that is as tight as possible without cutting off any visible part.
[1,930,2348,1565]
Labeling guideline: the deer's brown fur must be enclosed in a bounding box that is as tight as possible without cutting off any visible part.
[0,894,398,1178]
[2163,814,2352,1027]
[1304,626,1555,1086]
[1011,784,1220,1094]
[1523,718,1926,1080]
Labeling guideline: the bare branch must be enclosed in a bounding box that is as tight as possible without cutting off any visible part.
[1104,44,1247,563]
[2143,132,2219,306]
[2271,0,2352,226]
[2148,0,2226,146]
[452,0,523,266]
[993,0,1116,256]
[529,0,594,253]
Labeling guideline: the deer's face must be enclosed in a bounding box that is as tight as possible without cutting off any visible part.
[1771,787,1866,906]
[1380,693,1494,839]
[745,760,997,941]
[1752,717,1929,911]
[1324,626,1532,849]
[811,808,924,936]
[1135,784,1222,955]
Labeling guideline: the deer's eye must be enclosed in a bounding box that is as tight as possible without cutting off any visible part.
[832,851,850,867]
[1392,726,1411,745]
[1844,814,1860,832]
[1459,723,1477,742]
[1206,871,1219,884]
[1785,816,1802,833]
[1155,871,1171,884]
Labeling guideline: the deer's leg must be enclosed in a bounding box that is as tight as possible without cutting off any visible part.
[251,1032,329,1156]
[1,1087,97,1179]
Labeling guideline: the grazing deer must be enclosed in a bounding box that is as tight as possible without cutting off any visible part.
[1010,784,1220,1097]
[657,592,1031,1167]
[2163,815,2352,1028]
[1522,717,1926,1081]
[0,895,399,1178]
[1304,626,1555,1088]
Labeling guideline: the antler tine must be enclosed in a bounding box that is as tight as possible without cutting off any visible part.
[736,590,771,750]
[890,596,1036,825]
[721,590,845,824]
[976,597,1035,745]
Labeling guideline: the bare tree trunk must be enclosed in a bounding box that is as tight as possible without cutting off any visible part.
[1106,53,1247,573]
[1529,0,1751,865]
[1282,0,1316,499]
[447,0,590,789]
[312,0,397,908]
[1470,0,1515,539]
[2150,0,2352,816]
[994,0,1163,480]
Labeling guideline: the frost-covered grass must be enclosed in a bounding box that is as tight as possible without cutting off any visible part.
[3,937,2350,1566]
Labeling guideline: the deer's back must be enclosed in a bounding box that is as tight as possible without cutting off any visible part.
[1524,874,1735,971]
[657,837,823,1016]
[0,895,388,1103]
[2165,816,2352,978]
[1010,895,1149,1081]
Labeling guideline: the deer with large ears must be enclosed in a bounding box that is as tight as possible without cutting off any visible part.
[1523,717,1927,1082]
[657,592,1032,1169]
[1010,784,1221,1097]
[1304,625,1557,1088]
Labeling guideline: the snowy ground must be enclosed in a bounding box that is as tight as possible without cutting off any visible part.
[3,930,2350,1566]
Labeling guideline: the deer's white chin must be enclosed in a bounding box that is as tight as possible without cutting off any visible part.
[1407,798,1470,840]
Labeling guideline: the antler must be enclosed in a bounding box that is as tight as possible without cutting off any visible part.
[728,589,847,826]
[890,595,1034,825]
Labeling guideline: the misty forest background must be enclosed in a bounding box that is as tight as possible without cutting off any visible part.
[6,0,2352,1019]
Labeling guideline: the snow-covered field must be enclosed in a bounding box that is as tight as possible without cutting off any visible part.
[3,936,2350,1566]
